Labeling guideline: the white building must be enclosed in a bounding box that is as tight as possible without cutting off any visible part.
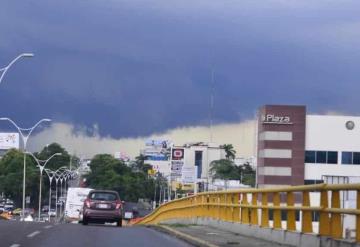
[141,141,227,191]
[304,115,360,184]
[170,142,226,192]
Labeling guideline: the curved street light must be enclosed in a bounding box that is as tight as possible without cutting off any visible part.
[26,152,62,221]
[0,117,51,220]
[44,169,56,220]
[0,53,34,85]
[55,168,73,220]
[54,167,67,220]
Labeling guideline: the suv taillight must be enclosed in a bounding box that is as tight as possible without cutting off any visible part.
[85,199,91,208]
[115,200,122,209]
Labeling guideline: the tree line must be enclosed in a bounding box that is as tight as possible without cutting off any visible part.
[0,143,255,208]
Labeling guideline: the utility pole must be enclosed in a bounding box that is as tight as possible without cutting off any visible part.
[209,70,215,143]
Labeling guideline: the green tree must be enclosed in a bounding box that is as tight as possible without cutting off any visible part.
[85,154,155,202]
[239,162,256,187]
[36,143,76,171]
[222,144,236,160]
[209,159,239,189]
[132,154,152,174]
[0,149,38,207]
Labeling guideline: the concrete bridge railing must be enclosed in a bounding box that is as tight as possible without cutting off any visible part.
[137,183,360,246]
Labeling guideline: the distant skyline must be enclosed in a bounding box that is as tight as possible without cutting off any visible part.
[1,1,360,152]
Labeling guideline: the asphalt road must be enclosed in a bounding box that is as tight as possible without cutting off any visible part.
[0,220,192,247]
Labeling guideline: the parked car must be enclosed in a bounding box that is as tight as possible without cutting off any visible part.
[4,203,14,213]
[12,208,22,215]
[42,205,49,213]
[48,209,56,217]
[23,208,35,216]
[82,190,123,227]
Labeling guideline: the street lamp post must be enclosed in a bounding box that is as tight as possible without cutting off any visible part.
[26,152,62,221]
[55,168,72,221]
[0,53,34,85]
[0,118,51,220]
[44,169,56,221]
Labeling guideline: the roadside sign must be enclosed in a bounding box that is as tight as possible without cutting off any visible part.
[148,169,156,175]
[25,196,30,204]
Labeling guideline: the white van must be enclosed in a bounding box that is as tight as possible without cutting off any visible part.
[64,187,93,223]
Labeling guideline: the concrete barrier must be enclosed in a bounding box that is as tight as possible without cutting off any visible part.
[161,217,360,247]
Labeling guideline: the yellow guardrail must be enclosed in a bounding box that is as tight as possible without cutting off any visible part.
[137,183,360,242]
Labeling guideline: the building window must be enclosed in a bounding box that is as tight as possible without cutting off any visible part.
[327,151,338,164]
[342,152,352,164]
[305,151,316,163]
[304,179,324,185]
[316,151,327,163]
[305,151,338,164]
[342,152,360,165]
[354,152,360,165]
[195,151,203,179]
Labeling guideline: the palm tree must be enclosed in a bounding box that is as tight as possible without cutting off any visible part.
[222,144,236,160]
[209,159,239,189]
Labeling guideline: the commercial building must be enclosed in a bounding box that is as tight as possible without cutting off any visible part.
[171,142,226,190]
[256,105,360,188]
[141,140,227,192]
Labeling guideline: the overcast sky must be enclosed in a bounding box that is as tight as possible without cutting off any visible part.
[1,1,360,155]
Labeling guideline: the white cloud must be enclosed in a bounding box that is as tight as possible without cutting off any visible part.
[28,120,256,159]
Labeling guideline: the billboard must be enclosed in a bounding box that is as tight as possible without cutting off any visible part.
[181,166,196,184]
[0,133,19,150]
[145,139,170,148]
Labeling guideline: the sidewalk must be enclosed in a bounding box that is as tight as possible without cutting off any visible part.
[152,224,291,247]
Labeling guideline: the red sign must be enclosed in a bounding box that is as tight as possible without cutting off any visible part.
[172,148,184,160]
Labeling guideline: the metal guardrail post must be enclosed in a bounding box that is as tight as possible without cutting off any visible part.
[330,190,342,239]
[319,190,330,236]
[226,194,231,221]
[241,192,249,224]
[261,192,269,227]
[286,192,296,231]
[234,193,240,222]
[251,192,258,225]
[219,194,224,221]
[273,192,281,229]
[302,191,312,233]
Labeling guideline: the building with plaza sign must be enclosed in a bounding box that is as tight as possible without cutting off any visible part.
[256,105,360,188]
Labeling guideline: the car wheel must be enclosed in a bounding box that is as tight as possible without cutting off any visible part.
[117,219,122,227]
[82,218,88,225]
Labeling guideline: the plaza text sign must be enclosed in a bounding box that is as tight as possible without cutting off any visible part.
[262,114,292,125]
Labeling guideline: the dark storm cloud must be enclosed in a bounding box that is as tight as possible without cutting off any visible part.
[0,0,360,138]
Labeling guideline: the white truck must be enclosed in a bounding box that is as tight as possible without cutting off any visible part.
[64,187,93,223]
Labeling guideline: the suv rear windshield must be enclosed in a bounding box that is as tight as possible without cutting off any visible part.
[89,192,118,201]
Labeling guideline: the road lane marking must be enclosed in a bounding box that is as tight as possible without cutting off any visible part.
[44,225,53,229]
[27,231,41,238]
[10,244,20,247]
